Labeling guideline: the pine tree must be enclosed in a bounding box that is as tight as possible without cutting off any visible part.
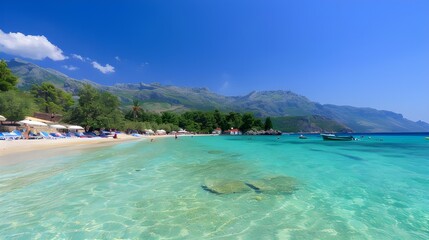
[0,60,18,91]
[264,117,273,130]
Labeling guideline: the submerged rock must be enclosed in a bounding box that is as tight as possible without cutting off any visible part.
[201,176,299,195]
[207,150,224,154]
[246,176,298,194]
[201,185,221,194]
[245,183,262,193]
[202,179,252,194]
[253,195,264,201]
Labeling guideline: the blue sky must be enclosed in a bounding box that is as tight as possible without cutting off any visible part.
[1,0,428,122]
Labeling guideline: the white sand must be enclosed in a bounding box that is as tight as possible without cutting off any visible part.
[0,134,140,165]
[0,133,217,166]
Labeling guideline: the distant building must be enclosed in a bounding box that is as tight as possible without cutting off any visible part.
[212,128,222,134]
[223,128,242,135]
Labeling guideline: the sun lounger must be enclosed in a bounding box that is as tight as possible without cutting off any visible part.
[0,133,7,140]
[40,131,57,139]
[29,133,43,139]
[84,132,102,138]
[0,132,20,140]
[50,132,66,138]
[74,132,87,138]
[65,132,76,138]
[12,130,24,139]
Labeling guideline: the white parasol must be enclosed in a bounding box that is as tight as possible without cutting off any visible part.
[67,125,84,130]
[145,129,154,134]
[50,124,67,129]
[19,119,48,126]
[0,115,6,121]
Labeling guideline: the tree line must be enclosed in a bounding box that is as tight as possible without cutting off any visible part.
[0,60,273,133]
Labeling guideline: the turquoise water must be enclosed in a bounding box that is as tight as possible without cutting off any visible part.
[0,135,428,239]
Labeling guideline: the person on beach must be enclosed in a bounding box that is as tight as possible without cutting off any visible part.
[175,133,178,139]
[23,124,30,140]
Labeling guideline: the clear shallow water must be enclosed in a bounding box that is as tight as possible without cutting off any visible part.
[0,135,428,239]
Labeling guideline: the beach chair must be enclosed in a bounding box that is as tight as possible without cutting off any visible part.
[0,132,19,140]
[12,130,24,139]
[50,132,66,138]
[40,131,57,139]
[29,132,42,139]
[65,132,75,138]
[84,132,101,138]
[74,132,87,138]
[59,133,68,138]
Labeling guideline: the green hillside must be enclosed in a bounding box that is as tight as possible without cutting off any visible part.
[234,90,323,117]
[321,105,429,132]
[7,59,429,133]
[272,115,352,133]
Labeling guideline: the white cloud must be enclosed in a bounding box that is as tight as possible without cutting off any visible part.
[222,81,230,89]
[71,54,84,61]
[115,56,120,61]
[63,65,78,71]
[219,73,232,92]
[0,29,66,61]
[92,61,115,74]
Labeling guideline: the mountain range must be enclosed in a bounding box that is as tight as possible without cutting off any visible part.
[7,58,429,132]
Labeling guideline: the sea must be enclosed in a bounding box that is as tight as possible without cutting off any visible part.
[0,133,428,239]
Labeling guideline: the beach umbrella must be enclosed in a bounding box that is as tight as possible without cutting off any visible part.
[0,115,6,121]
[156,129,166,135]
[144,129,154,135]
[19,119,48,126]
[67,125,84,130]
[25,116,53,124]
[50,124,67,129]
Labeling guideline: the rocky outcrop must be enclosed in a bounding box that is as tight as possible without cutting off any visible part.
[244,129,282,135]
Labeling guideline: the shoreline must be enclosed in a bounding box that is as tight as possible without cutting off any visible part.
[0,134,140,166]
[0,134,217,166]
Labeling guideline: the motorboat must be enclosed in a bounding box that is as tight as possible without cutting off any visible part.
[299,135,307,139]
[321,133,354,141]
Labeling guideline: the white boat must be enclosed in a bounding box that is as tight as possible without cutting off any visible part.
[321,133,354,141]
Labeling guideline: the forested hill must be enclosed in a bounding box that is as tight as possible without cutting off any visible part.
[8,58,429,133]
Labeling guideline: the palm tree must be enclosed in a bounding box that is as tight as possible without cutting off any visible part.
[131,99,142,121]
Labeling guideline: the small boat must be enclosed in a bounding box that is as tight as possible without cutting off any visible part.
[299,135,307,139]
[321,133,354,141]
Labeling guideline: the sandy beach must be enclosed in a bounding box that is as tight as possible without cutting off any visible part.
[0,134,146,165]
[0,134,216,166]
